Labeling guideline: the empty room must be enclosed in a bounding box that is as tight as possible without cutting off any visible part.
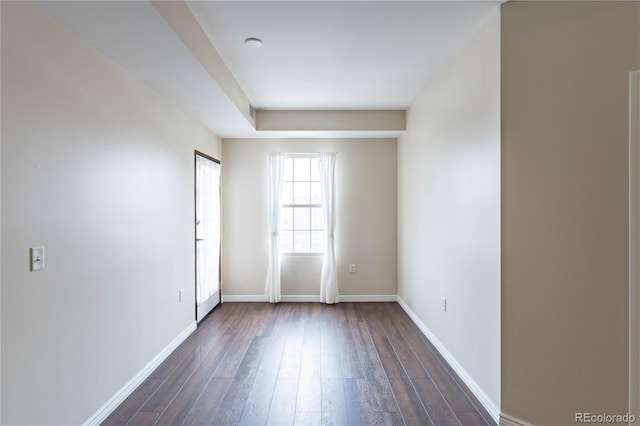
[1,1,639,425]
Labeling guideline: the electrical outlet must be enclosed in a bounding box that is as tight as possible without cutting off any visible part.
[179,288,184,302]
[349,264,356,273]
[442,297,447,312]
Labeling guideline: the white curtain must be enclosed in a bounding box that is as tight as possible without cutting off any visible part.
[265,152,284,303]
[318,152,338,304]
[195,156,221,305]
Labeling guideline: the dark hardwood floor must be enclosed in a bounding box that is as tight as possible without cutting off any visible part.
[103,302,495,426]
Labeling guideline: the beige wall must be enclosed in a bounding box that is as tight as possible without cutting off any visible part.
[397,9,501,415]
[501,2,640,424]
[256,110,405,132]
[221,138,397,298]
[1,3,221,424]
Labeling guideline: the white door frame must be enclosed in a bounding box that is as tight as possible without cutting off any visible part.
[630,69,639,423]
[195,151,221,323]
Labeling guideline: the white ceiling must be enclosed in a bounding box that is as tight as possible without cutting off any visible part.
[187,1,499,110]
[34,1,501,138]
[34,1,255,137]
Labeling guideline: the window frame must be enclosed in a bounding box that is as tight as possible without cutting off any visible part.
[280,153,325,255]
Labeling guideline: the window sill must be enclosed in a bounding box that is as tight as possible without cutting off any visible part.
[282,253,324,257]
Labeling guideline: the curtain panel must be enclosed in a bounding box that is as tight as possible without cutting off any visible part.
[265,152,284,303]
[318,152,338,304]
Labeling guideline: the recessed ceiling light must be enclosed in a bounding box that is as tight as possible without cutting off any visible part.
[244,37,263,48]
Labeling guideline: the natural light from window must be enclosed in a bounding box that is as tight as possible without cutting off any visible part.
[280,155,325,254]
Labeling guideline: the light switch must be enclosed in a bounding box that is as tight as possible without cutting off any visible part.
[31,246,44,271]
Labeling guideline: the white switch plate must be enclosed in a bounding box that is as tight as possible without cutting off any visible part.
[442,297,447,312]
[349,264,356,273]
[179,288,184,302]
[30,246,44,271]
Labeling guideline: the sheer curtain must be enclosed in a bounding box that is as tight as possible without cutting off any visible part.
[265,152,284,303]
[195,156,220,306]
[318,152,338,304]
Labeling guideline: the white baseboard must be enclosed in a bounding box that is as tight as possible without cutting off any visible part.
[500,412,535,426]
[222,294,268,303]
[282,295,319,302]
[397,296,500,424]
[84,321,197,425]
[221,294,398,303]
[339,294,398,302]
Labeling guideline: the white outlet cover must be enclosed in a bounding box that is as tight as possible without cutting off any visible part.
[31,246,45,271]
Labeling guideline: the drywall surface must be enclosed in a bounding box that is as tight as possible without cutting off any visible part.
[221,138,397,298]
[397,9,501,412]
[256,110,405,132]
[501,2,640,424]
[1,3,220,424]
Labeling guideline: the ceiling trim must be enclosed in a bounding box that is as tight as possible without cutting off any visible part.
[256,110,405,132]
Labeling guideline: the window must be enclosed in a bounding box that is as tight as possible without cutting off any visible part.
[280,155,325,253]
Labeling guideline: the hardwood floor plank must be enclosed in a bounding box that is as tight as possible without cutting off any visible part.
[356,344,398,412]
[209,336,267,424]
[139,348,203,412]
[344,302,364,324]
[284,317,305,354]
[344,378,380,425]
[348,316,398,413]
[278,350,302,380]
[265,303,295,354]
[238,350,282,425]
[235,336,268,379]
[126,411,161,426]
[181,378,232,426]
[388,377,433,426]
[334,305,364,379]
[102,377,163,425]
[222,303,254,335]
[412,378,461,426]
[279,306,304,380]
[320,317,340,355]
[211,317,261,378]
[256,304,280,337]
[352,320,377,354]
[296,318,322,413]
[293,412,321,426]
[395,320,478,413]
[153,333,236,425]
[377,312,430,380]
[210,375,256,425]
[320,354,349,426]
[456,411,491,426]
[302,318,321,355]
[308,302,321,323]
[382,412,406,426]
[266,378,298,425]
[296,352,321,413]
[372,334,432,425]
[148,335,197,380]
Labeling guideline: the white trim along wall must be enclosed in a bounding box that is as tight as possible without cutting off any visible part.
[499,412,535,426]
[85,322,196,425]
[397,297,500,424]
[221,295,398,303]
